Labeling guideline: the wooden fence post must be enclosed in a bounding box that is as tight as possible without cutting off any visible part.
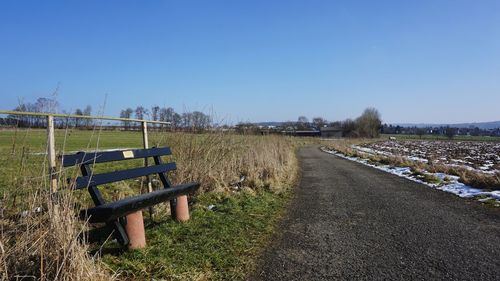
[142,121,154,218]
[47,115,58,193]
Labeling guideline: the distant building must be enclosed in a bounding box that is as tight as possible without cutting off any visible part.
[320,127,343,138]
[282,130,321,137]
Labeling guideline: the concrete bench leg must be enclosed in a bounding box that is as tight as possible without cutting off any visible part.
[125,211,146,249]
[175,195,190,222]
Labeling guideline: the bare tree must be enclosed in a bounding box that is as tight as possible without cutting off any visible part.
[166,107,175,122]
[356,107,382,138]
[192,111,211,131]
[34,97,58,127]
[445,127,457,140]
[158,107,178,129]
[135,106,147,120]
[151,106,160,122]
[159,107,168,129]
[159,107,167,121]
[296,116,308,130]
[83,105,92,128]
[181,112,193,128]
[312,117,327,129]
[172,112,181,129]
[416,128,426,139]
[10,103,31,127]
[74,108,83,128]
[329,121,342,128]
[35,97,58,113]
[9,96,58,128]
[341,118,357,137]
[59,110,71,128]
[120,108,133,129]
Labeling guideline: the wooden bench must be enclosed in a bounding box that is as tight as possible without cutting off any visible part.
[62,147,200,246]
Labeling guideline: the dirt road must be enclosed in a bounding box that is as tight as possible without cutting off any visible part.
[252,146,500,280]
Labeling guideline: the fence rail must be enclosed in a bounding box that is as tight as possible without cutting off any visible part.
[0,110,169,193]
[0,110,171,125]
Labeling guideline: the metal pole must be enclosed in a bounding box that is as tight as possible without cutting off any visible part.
[142,121,154,218]
[47,115,58,193]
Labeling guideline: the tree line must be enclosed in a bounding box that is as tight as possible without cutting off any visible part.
[252,107,383,138]
[3,97,382,138]
[4,97,94,128]
[119,106,211,131]
[2,97,213,131]
[382,124,500,138]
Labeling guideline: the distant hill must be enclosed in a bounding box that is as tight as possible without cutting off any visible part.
[393,121,500,130]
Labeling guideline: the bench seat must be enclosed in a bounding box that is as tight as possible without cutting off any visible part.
[80,182,200,223]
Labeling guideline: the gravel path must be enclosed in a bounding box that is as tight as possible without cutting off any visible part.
[251,145,500,280]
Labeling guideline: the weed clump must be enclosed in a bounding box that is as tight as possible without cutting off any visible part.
[154,133,299,193]
[0,192,112,281]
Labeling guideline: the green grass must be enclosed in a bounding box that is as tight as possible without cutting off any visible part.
[0,129,165,194]
[382,134,500,142]
[0,128,145,151]
[102,188,293,280]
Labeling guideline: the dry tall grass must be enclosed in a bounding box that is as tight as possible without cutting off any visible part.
[1,131,302,280]
[0,191,112,280]
[158,133,299,193]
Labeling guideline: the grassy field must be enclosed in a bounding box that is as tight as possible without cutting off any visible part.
[0,129,148,194]
[0,128,306,280]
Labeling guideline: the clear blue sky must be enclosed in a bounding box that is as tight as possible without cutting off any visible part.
[1,0,499,124]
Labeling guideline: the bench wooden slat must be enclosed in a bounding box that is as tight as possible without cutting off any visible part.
[63,146,200,247]
[62,147,172,167]
[80,182,200,223]
[74,162,176,189]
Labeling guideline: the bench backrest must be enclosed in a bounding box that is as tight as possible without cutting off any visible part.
[62,147,175,190]
[62,147,182,246]
[62,147,171,167]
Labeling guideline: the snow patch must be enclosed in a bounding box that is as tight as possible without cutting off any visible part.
[321,147,500,203]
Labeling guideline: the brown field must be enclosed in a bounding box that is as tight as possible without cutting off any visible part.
[323,139,500,190]
[359,140,500,174]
